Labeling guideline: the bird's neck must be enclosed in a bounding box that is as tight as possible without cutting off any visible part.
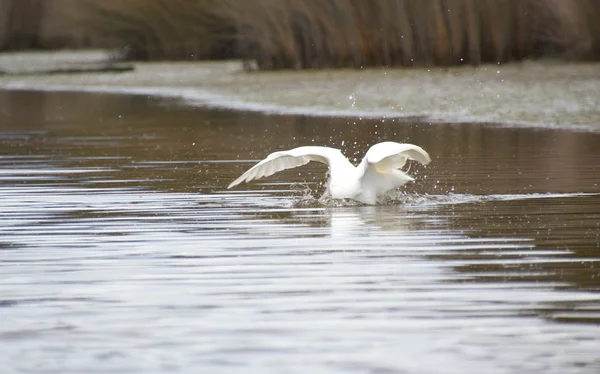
[327,158,362,199]
[329,157,358,178]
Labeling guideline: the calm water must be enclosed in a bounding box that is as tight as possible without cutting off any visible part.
[1,90,600,374]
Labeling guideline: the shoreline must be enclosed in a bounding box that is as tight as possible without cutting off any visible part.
[1,51,599,131]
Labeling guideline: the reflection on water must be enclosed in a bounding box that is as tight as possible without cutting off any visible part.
[1,90,599,374]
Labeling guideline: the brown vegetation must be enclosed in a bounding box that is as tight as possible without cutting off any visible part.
[222,0,600,69]
[0,0,93,50]
[0,0,599,68]
[0,0,45,50]
[78,0,234,60]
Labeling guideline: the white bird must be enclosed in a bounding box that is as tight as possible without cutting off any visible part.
[227,142,431,205]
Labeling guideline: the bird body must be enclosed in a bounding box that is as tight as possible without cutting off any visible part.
[227,142,431,205]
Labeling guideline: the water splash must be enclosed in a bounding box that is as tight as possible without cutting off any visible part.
[292,190,600,209]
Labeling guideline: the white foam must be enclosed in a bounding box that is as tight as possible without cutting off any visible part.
[289,191,600,208]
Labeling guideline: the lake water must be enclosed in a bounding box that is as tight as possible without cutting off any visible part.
[1,90,599,374]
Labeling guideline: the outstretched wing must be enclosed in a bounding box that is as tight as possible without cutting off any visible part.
[353,142,431,201]
[227,146,345,189]
[363,142,431,173]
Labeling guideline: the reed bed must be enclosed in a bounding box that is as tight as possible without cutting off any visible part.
[222,0,600,69]
[1,0,599,67]
[0,0,45,50]
[0,0,94,51]
[78,0,234,60]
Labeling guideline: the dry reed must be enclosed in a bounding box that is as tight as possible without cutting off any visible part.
[0,0,94,51]
[1,0,599,67]
[221,0,600,69]
[0,0,45,50]
[78,0,234,60]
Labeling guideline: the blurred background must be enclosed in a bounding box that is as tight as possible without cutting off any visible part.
[1,0,599,68]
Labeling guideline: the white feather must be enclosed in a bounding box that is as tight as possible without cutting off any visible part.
[227,146,346,189]
[227,142,431,204]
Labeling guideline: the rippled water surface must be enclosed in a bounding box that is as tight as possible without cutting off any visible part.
[1,90,600,374]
